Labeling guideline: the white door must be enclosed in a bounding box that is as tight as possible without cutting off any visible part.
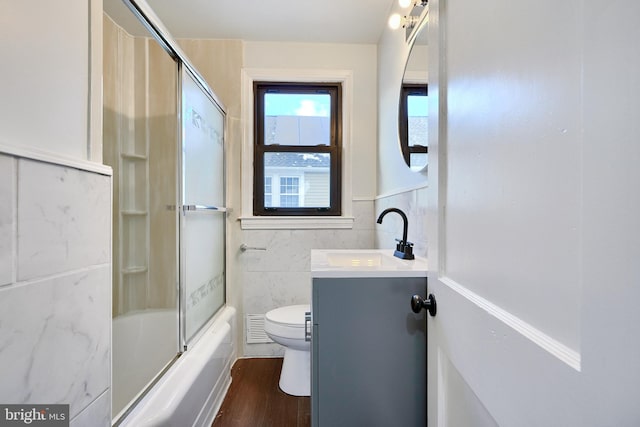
[425,0,640,426]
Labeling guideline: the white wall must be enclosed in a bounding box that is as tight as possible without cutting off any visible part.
[0,1,93,160]
[0,1,111,425]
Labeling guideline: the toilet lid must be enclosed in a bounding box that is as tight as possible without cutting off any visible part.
[265,304,309,328]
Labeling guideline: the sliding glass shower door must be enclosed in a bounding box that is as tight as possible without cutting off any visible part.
[180,67,226,344]
[104,1,180,417]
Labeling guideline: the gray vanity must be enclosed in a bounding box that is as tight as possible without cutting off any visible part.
[310,250,428,427]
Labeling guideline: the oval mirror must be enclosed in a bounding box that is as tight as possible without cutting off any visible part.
[399,10,428,172]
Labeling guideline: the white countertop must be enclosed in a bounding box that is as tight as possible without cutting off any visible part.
[310,249,428,278]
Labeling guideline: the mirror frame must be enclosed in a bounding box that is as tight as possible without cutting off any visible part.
[398,6,429,172]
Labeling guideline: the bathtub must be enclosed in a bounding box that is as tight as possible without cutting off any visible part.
[114,306,236,427]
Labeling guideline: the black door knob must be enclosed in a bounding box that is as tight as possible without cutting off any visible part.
[411,294,437,317]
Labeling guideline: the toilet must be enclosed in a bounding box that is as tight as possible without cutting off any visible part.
[264,304,311,396]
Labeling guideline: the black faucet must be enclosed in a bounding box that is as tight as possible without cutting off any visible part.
[376,208,414,260]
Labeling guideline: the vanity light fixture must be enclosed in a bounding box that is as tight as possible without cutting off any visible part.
[388,0,428,30]
[388,0,428,39]
[388,13,420,30]
[399,0,428,8]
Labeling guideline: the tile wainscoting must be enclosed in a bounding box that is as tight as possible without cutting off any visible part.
[0,153,112,427]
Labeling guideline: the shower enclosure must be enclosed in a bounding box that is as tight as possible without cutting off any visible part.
[103,0,226,421]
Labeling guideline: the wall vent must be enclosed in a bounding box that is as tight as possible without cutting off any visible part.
[246,314,273,344]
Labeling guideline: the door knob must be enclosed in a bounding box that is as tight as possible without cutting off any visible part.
[411,294,437,317]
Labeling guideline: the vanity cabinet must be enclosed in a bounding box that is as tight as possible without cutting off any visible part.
[311,276,427,427]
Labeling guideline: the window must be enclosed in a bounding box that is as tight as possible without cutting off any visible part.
[254,82,342,216]
[399,83,428,170]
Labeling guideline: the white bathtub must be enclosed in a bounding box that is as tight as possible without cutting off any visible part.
[114,306,236,427]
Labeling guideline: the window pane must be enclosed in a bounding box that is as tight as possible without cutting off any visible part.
[410,153,428,170]
[264,177,272,207]
[280,195,299,207]
[408,94,428,148]
[280,176,299,194]
[264,93,331,146]
[264,152,331,208]
[279,177,300,207]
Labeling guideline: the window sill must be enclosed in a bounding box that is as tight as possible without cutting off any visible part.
[239,216,355,230]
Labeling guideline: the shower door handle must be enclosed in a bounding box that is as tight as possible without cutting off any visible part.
[182,204,228,212]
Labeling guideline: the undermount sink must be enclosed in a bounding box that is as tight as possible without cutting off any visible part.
[311,249,428,278]
[326,252,391,268]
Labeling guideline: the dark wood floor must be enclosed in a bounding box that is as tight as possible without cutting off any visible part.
[212,358,311,427]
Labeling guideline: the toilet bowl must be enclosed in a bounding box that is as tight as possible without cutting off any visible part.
[264,304,311,396]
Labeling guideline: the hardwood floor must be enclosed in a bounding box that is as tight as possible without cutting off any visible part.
[212,358,311,427]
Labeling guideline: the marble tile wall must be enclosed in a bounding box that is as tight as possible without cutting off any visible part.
[0,155,15,286]
[0,154,112,426]
[374,186,429,259]
[17,160,110,281]
[239,199,375,357]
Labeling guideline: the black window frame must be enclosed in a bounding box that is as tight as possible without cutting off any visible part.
[253,82,342,216]
[399,83,428,166]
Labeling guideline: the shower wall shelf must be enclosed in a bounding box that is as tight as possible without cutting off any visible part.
[115,119,150,316]
[122,267,148,274]
[121,152,148,160]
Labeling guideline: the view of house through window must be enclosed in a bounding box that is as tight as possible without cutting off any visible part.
[254,83,341,216]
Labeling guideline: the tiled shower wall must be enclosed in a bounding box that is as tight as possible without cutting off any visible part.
[104,14,178,316]
[0,153,112,426]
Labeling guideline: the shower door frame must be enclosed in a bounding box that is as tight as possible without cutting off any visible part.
[177,62,228,351]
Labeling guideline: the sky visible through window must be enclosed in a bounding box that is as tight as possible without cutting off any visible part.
[408,94,428,117]
[265,93,330,117]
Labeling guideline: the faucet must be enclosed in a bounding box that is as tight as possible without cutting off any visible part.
[376,208,414,260]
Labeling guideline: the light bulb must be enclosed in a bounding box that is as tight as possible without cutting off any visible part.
[398,0,412,8]
[388,13,402,30]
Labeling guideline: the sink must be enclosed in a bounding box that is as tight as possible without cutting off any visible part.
[326,252,388,268]
[311,249,428,278]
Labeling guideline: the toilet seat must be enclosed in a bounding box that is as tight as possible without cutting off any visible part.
[264,304,309,340]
